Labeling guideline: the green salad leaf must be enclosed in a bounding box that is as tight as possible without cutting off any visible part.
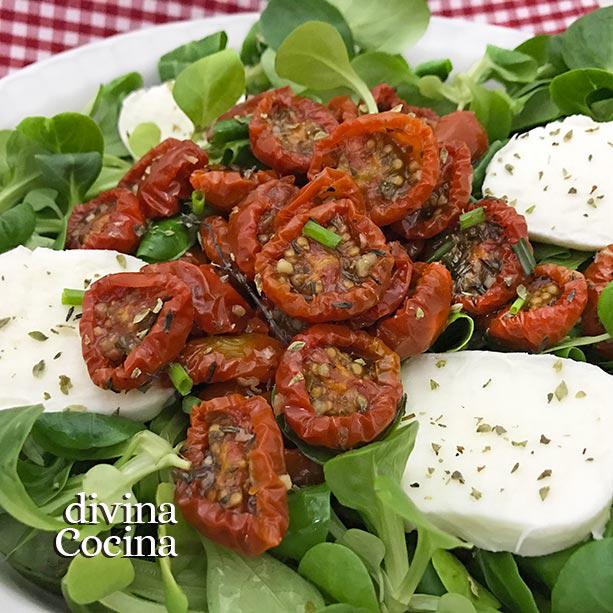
[128,122,162,158]
[351,51,414,89]
[597,281,613,336]
[550,68,613,121]
[136,216,198,262]
[159,31,228,81]
[0,201,36,253]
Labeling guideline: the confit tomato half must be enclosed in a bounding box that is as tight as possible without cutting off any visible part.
[249,87,338,175]
[432,198,529,316]
[66,188,145,253]
[434,110,489,162]
[274,324,402,449]
[582,245,613,358]
[255,199,394,323]
[487,264,587,352]
[391,141,472,240]
[80,272,193,391]
[199,216,233,266]
[372,83,440,128]
[175,394,289,556]
[309,111,439,226]
[375,261,452,359]
[327,95,359,123]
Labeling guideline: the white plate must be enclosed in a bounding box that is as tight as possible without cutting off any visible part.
[0,12,528,612]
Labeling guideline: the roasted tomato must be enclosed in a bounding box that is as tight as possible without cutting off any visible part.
[249,87,338,175]
[80,272,194,391]
[274,324,402,449]
[375,261,452,359]
[119,138,181,191]
[176,394,288,556]
[199,216,232,266]
[283,448,324,487]
[309,112,439,226]
[66,188,145,253]
[433,198,529,316]
[434,111,489,162]
[582,245,613,358]
[135,139,207,219]
[227,177,298,279]
[372,83,440,128]
[179,333,283,386]
[190,167,277,212]
[327,95,359,123]
[487,264,587,352]
[255,199,394,323]
[352,242,413,328]
[198,381,272,402]
[391,142,472,240]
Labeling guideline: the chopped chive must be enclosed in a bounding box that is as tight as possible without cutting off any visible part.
[182,395,201,414]
[510,284,528,315]
[191,190,206,217]
[302,220,342,248]
[512,238,536,276]
[427,239,453,263]
[62,288,86,306]
[168,362,193,396]
[459,207,486,230]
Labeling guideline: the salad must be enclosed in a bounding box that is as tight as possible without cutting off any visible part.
[0,1,612,612]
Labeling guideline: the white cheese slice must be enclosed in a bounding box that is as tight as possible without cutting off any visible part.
[401,351,613,556]
[118,82,194,157]
[482,115,613,251]
[0,247,173,421]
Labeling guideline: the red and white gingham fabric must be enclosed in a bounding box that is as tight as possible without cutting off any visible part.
[0,0,601,78]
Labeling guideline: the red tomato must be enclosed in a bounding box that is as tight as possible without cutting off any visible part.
[487,264,587,352]
[198,381,272,402]
[375,261,452,359]
[199,215,233,266]
[119,138,181,192]
[274,324,403,449]
[249,87,339,174]
[435,111,489,162]
[309,111,440,226]
[227,177,298,279]
[80,272,194,391]
[175,394,288,556]
[66,188,145,253]
[179,333,283,386]
[283,449,324,487]
[351,241,413,328]
[327,95,359,123]
[372,83,440,128]
[190,167,277,212]
[432,198,529,316]
[391,141,472,239]
[582,245,613,359]
[255,199,395,323]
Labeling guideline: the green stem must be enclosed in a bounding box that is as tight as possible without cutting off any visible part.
[378,509,410,594]
[35,218,65,234]
[0,175,41,214]
[328,508,347,541]
[397,532,432,600]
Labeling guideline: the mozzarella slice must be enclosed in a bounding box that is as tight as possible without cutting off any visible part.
[0,247,173,421]
[401,351,613,556]
[118,82,194,157]
[482,115,613,251]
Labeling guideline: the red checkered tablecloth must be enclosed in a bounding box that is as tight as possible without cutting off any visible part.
[0,0,601,78]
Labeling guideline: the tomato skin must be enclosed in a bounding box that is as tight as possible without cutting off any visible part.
[372,83,440,128]
[227,177,298,279]
[66,188,145,253]
[274,324,402,449]
[176,394,288,556]
[249,87,339,175]
[199,215,232,266]
[255,199,395,323]
[582,245,613,358]
[190,167,277,212]
[80,272,194,391]
[136,139,207,219]
[327,95,359,123]
[309,111,440,226]
[119,138,181,191]
[179,333,284,386]
[391,141,472,240]
[352,242,413,328]
[487,264,587,352]
[283,448,324,487]
[434,111,489,162]
[375,261,452,359]
[274,168,365,230]
[198,381,273,402]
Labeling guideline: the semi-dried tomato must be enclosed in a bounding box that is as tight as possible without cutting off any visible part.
[227,177,298,279]
[391,141,472,239]
[582,245,613,359]
[179,333,283,386]
[434,111,489,162]
[283,448,324,487]
[66,188,145,253]
[309,111,439,226]
[80,272,194,390]
[274,324,402,449]
[375,261,452,359]
[190,167,277,212]
[199,216,233,266]
[249,87,338,175]
[198,381,272,402]
[372,83,440,128]
[255,199,394,323]
[487,264,587,352]
[119,138,181,192]
[176,394,288,556]
[327,95,359,123]
[432,198,529,315]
